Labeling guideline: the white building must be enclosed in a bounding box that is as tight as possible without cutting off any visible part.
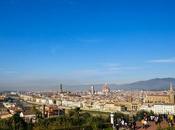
[153,105,175,114]
[62,100,81,108]
[140,104,175,114]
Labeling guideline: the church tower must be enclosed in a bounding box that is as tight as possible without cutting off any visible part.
[169,82,175,104]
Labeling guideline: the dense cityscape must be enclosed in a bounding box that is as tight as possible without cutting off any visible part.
[1,82,175,130]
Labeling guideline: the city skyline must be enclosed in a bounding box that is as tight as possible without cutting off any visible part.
[0,0,175,89]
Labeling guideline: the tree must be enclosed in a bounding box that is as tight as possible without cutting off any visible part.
[89,116,106,130]
[32,106,42,120]
[74,107,81,130]
[136,110,152,121]
[0,119,10,130]
[9,113,27,130]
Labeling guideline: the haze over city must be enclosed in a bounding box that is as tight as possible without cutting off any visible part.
[0,0,175,90]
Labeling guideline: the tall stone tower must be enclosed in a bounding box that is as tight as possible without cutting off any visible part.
[60,84,63,93]
[91,85,95,95]
[169,82,175,104]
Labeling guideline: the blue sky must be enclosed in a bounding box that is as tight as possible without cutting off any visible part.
[0,0,175,89]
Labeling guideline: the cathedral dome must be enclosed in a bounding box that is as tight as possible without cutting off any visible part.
[102,83,110,94]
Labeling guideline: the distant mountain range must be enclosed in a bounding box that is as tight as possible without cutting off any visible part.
[68,78,175,91]
[115,78,175,90]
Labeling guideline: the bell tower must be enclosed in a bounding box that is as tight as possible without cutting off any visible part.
[169,82,175,104]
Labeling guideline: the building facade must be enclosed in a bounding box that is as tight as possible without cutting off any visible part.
[140,104,175,114]
[144,83,175,104]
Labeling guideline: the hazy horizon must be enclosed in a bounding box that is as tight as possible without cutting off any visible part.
[0,77,175,92]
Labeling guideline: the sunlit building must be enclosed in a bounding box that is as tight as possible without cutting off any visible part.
[102,83,110,95]
[144,83,175,104]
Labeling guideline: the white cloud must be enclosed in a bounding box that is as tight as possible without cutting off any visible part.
[0,69,18,75]
[71,69,100,76]
[4,70,18,74]
[70,63,141,79]
[103,63,141,71]
[148,57,175,63]
[103,63,121,68]
[102,63,121,71]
